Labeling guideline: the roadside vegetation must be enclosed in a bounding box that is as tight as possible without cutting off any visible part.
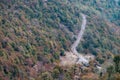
[0,0,120,79]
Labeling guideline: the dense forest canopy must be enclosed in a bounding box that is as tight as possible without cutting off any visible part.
[0,0,120,80]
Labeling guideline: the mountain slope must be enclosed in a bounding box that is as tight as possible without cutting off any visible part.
[0,0,120,80]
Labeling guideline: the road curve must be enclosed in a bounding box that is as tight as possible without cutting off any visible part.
[71,14,86,55]
[71,14,88,64]
[60,14,94,66]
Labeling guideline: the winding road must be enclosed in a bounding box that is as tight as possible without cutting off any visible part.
[71,14,86,55]
[71,14,89,64]
[60,14,94,66]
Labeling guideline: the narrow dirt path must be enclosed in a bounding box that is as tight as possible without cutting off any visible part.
[71,14,89,64]
[60,14,94,66]
[71,14,86,54]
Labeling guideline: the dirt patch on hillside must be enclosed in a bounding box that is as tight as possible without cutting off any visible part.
[60,52,78,66]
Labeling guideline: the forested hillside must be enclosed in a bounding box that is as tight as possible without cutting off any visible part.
[0,0,120,80]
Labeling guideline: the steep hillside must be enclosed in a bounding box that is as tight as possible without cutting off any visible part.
[0,0,120,80]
